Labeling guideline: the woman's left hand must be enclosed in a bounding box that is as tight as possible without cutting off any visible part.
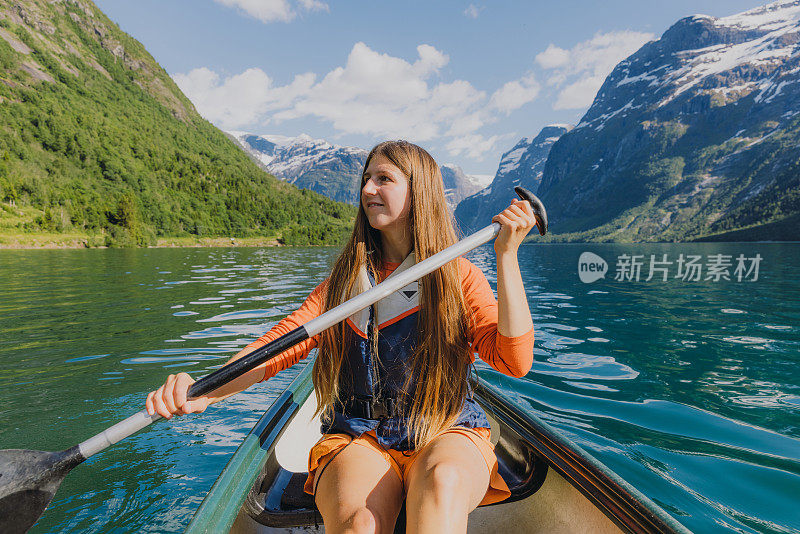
[492,198,538,255]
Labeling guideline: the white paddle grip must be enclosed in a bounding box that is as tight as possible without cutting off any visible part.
[78,409,162,458]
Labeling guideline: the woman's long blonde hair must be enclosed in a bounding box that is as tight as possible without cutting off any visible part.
[311,140,473,450]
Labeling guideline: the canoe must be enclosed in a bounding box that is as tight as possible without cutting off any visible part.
[184,362,691,534]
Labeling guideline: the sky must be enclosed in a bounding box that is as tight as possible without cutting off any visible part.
[93,0,767,180]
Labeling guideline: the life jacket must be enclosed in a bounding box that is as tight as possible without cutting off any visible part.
[320,254,491,451]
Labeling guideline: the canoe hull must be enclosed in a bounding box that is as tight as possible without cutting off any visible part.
[187,362,690,534]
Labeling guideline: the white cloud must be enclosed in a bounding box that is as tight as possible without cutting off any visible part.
[536,30,654,110]
[296,0,328,11]
[446,112,485,137]
[446,134,502,159]
[414,44,449,75]
[553,76,605,110]
[172,67,277,126]
[464,4,483,19]
[172,42,536,160]
[445,131,517,161]
[489,74,540,114]
[214,0,328,23]
[534,44,569,69]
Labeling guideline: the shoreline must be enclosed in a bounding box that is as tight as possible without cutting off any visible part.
[3,236,798,249]
[0,234,282,249]
[2,232,797,250]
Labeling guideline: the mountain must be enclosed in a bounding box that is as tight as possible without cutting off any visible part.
[227,132,367,204]
[229,131,481,208]
[0,0,354,247]
[454,125,571,232]
[538,1,800,242]
[440,164,483,208]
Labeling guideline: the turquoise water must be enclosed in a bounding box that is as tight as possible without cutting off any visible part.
[0,243,797,533]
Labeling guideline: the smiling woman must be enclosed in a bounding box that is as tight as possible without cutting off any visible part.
[143,139,540,532]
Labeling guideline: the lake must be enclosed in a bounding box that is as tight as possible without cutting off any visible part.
[0,243,797,533]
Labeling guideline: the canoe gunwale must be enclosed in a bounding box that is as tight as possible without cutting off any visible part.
[184,363,315,533]
[472,377,691,534]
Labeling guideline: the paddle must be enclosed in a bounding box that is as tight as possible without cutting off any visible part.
[0,187,547,534]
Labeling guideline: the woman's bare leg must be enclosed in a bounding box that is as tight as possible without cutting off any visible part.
[313,442,405,534]
[404,432,491,534]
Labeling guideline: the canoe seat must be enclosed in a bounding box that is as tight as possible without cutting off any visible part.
[279,471,314,509]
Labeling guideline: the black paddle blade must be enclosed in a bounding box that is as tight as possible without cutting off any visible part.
[0,446,84,534]
[514,186,548,236]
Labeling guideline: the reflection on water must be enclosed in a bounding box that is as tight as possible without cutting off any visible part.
[0,243,798,534]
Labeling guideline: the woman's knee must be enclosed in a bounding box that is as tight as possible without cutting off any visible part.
[312,445,403,533]
[427,462,463,494]
[407,459,486,512]
[410,462,465,503]
[322,505,394,534]
[351,506,382,534]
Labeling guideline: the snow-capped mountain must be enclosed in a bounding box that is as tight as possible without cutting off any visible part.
[454,125,571,232]
[228,131,367,204]
[578,2,800,129]
[228,131,482,208]
[538,0,800,241]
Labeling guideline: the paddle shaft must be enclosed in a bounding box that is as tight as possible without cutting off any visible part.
[78,187,546,459]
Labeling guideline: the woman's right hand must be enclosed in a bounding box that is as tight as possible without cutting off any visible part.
[145,372,211,419]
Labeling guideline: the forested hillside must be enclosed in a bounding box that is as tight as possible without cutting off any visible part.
[0,0,355,247]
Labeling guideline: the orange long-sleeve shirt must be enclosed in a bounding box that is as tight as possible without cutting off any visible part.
[243,257,535,381]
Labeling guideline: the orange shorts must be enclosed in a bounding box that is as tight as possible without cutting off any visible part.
[304,426,511,507]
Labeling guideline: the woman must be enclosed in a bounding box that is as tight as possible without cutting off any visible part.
[146,140,536,533]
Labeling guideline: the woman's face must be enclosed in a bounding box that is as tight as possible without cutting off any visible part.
[361,154,412,233]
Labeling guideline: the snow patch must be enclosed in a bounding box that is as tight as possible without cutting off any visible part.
[616,71,659,87]
[497,145,529,174]
[755,78,795,103]
[592,99,638,130]
[467,174,495,188]
[712,82,757,96]
[714,1,800,31]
